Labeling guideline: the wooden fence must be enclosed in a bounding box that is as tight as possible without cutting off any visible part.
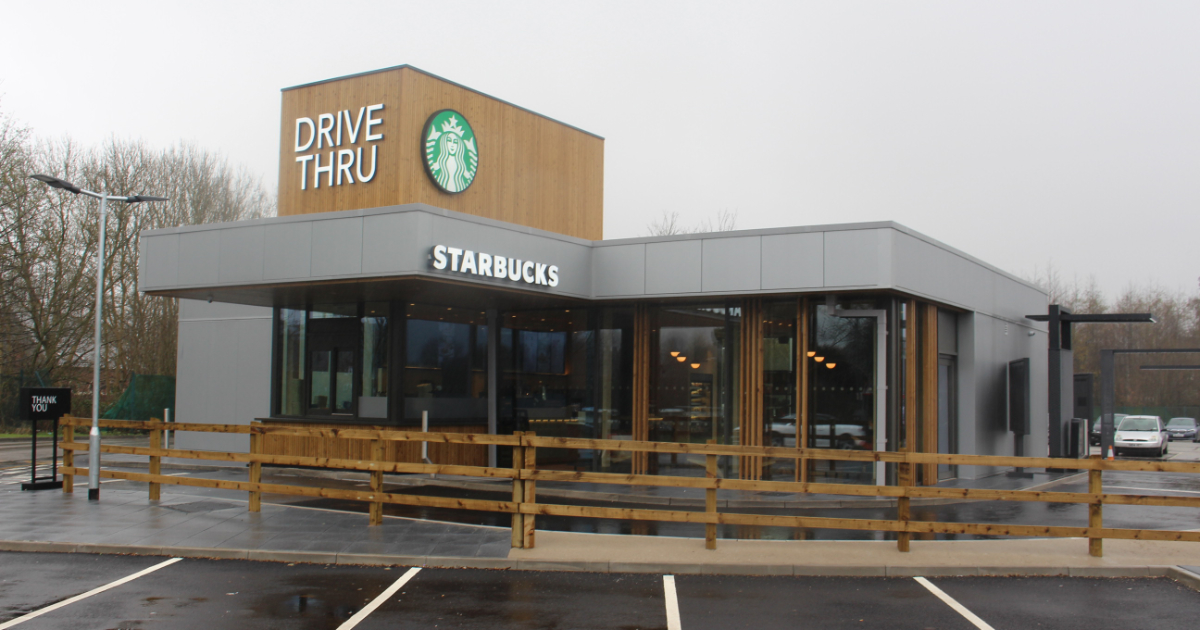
[55,416,1200,557]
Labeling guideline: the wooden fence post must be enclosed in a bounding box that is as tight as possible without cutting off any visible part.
[897,460,912,552]
[1089,455,1103,557]
[511,432,525,548]
[249,422,262,513]
[369,438,384,526]
[706,439,718,550]
[148,418,162,501]
[523,432,537,549]
[62,417,74,494]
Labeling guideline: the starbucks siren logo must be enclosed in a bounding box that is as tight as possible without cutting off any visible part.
[423,110,478,193]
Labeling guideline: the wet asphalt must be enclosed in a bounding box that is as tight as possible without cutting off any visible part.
[1,552,1198,629]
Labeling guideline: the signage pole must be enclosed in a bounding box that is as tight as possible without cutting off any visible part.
[88,190,108,501]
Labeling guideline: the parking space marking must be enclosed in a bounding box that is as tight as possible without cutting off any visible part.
[0,557,183,629]
[663,575,682,630]
[336,566,421,630]
[913,577,994,630]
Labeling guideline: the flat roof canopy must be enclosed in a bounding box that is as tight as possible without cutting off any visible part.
[140,204,1047,323]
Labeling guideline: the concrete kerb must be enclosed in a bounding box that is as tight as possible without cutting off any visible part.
[2,540,1196,579]
[1166,566,1200,592]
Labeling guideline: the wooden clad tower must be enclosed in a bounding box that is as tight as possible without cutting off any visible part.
[277,65,604,240]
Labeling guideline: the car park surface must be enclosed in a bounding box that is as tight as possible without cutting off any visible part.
[1,552,1198,629]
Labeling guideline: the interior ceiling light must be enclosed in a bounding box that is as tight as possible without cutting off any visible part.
[670,351,680,357]
[676,356,687,362]
[806,351,816,357]
[826,363,837,369]
[690,363,700,369]
[814,356,825,362]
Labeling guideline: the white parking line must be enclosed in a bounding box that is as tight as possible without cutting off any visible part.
[0,557,183,629]
[663,575,682,630]
[914,576,994,630]
[336,567,421,630]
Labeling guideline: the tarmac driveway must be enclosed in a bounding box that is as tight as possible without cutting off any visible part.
[1,552,1198,629]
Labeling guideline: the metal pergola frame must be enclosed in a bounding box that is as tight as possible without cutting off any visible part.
[1099,348,1200,455]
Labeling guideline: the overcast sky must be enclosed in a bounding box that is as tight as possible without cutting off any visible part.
[2,1,1197,297]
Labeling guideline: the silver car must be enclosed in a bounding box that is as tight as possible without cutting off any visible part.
[1114,415,1170,458]
[1165,417,1198,442]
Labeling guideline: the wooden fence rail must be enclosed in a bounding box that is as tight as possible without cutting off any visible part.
[55,416,1200,557]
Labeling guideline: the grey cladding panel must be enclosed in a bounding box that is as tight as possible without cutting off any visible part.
[701,236,761,293]
[140,234,178,290]
[593,244,646,297]
[176,230,220,287]
[898,233,981,308]
[760,232,823,290]
[310,217,363,277]
[645,240,702,294]
[218,226,264,284]
[824,229,881,288]
[362,212,422,274]
[263,221,312,281]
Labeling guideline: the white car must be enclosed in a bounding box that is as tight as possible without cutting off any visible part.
[766,414,869,449]
[1114,415,1170,458]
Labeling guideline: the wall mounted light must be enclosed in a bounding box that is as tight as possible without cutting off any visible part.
[670,351,680,357]
[814,356,825,362]
[676,356,687,362]
[690,363,700,369]
[806,351,816,357]
[826,363,837,369]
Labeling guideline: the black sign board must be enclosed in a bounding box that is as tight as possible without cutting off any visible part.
[19,387,70,491]
[1008,358,1030,435]
[20,387,71,421]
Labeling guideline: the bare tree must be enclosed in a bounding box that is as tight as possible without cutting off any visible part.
[646,209,739,236]
[0,107,274,425]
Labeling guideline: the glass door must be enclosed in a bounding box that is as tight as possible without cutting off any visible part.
[308,307,359,417]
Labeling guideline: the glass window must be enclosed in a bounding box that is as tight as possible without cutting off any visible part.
[807,299,877,484]
[277,308,306,416]
[649,304,740,477]
[500,307,633,472]
[762,300,798,479]
[404,304,488,427]
[360,302,389,419]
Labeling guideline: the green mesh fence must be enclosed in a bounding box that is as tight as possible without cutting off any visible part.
[1115,406,1200,420]
[101,374,176,421]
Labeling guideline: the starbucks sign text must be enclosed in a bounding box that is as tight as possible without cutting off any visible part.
[431,245,559,287]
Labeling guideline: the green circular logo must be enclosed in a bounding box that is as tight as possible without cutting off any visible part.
[422,109,478,194]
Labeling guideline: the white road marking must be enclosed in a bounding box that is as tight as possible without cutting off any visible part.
[914,576,994,630]
[0,557,183,629]
[663,574,682,630]
[336,567,421,629]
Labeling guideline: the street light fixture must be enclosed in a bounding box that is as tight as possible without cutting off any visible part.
[28,174,168,501]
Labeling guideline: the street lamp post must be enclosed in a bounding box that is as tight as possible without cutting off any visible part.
[29,174,168,501]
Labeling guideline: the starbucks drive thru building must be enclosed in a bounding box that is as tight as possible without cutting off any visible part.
[139,65,1050,486]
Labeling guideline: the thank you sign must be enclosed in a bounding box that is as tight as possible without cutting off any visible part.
[20,388,71,422]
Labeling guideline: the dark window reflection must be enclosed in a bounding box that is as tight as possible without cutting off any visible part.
[403,304,488,428]
[500,307,633,472]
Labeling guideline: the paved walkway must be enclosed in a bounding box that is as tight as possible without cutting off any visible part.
[4,484,1200,579]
